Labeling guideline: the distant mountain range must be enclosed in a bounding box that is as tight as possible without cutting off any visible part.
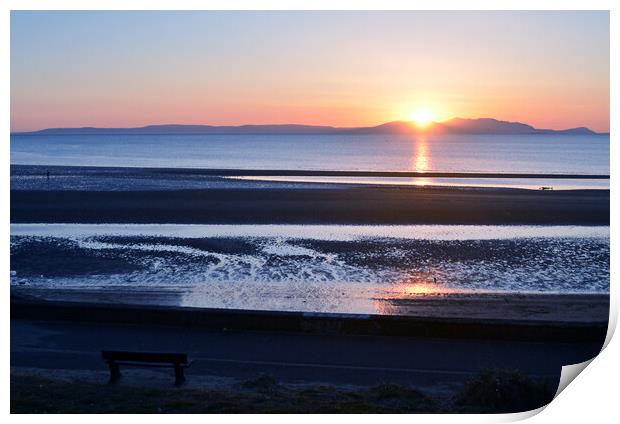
[13,118,602,136]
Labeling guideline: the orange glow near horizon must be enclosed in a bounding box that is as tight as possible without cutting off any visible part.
[10,12,610,133]
[10,61,609,132]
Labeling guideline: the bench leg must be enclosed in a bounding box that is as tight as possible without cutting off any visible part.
[174,365,186,386]
[108,362,121,384]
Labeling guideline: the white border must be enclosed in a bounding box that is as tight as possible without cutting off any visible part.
[3,1,617,422]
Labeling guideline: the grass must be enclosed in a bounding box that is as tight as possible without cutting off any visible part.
[11,369,555,414]
[10,375,437,413]
[453,368,555,413]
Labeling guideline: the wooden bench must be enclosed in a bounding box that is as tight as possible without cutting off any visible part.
[101,350,191,386]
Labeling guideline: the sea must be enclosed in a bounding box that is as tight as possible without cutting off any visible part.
[11,133,609,173]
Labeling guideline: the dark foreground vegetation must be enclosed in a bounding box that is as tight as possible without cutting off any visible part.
[11,369,555,414]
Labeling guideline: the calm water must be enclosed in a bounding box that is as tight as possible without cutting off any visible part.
[11,133,610,174]
[10,224,610,313]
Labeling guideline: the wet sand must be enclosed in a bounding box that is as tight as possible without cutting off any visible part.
[10,164,609,225]
[375,292,609,323]
[10,165,610,338]
[10,187,608,225]
[11,287,609,325]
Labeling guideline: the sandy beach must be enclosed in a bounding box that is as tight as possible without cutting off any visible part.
[10,165,609,225]
[10,164,610,333]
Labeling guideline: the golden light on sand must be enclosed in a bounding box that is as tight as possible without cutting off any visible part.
[409,108,436,128]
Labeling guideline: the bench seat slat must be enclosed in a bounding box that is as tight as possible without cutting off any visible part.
[102,350,188,364]
[113,361,190,368]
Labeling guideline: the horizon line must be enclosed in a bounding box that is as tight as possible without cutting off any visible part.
[11,116,607,134]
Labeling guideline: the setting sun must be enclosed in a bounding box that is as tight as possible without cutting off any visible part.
[409,108,436,128]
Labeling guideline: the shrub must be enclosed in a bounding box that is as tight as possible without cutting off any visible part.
[453,368,555,413]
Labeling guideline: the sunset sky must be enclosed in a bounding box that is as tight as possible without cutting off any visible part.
[11,11,610,132]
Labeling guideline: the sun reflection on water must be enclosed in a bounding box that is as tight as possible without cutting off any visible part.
[402,282,444,295]
[372,275,457,314]
[412,178,432,187]
[399,277,456,297]
[410,136,436,187]
[412,135,431,172]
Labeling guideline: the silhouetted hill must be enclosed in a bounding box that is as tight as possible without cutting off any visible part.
[437,118,537,134]
[536,127,599,135]
[341,121,418,134]
[14,118,601,136]
[17,124,339,135]
[435,118,598,135]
